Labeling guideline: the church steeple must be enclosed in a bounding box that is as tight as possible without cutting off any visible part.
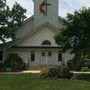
[33,0,59,29]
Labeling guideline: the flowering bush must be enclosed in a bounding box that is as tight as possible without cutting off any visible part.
[40,66,73,79]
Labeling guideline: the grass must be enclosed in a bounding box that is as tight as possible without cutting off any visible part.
[0,73,90,90]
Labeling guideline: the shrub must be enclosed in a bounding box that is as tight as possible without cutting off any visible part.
[40,67,50,79]
[40,67,60,79]
[48,67,58,79]
[60,66,72,79]
[67,59,85,71]
[40,66,73,79]
[67,60,73,70]
[4,53,24,71]
[0,62,3,71]
[0,63,2,69]
[80,67,90,72]
[84,60,90,68]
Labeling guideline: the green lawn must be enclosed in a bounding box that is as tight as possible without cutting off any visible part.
[0,73,90,90]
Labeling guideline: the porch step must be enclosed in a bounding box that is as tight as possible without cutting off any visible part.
[28,65,60,70]
[28,66,45,70]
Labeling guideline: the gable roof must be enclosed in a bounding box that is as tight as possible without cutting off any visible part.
[6,15,64,48]
[15,16,63,40]
[7,22,58,48]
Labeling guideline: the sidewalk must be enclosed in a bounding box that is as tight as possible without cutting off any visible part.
[22,70,40,73]
[0,70,90,74]
[0,70,40,74]
[71,71,90,74]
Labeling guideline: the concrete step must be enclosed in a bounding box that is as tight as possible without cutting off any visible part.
[28,66,45,70]
[28,65,60,70]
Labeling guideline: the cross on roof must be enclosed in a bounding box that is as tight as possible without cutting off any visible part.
[44,0,51,16]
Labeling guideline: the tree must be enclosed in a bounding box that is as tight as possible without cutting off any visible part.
[54,7,90,60]
[0,0,27,43]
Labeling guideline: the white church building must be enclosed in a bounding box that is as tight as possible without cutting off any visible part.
[0,0,74,67]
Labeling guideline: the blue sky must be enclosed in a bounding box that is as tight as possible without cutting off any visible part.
[6,0,90,18]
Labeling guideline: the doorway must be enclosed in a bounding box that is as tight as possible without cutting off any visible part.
[41,51,52,65]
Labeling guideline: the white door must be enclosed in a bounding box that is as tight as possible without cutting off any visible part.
[41,51,52,65]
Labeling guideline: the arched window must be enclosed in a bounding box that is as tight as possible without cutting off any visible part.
[42,40,51,45]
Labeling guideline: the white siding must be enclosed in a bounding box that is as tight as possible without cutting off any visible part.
[16,26,57,46]
[6,48,74,66]
[7,48,59,65]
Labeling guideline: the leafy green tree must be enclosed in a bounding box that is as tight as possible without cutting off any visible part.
[0,0,27,43]
[54,7,90,59]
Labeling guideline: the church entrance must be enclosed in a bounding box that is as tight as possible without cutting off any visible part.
[41,51,52,65]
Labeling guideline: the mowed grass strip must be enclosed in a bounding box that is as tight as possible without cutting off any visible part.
[0,73,90,90]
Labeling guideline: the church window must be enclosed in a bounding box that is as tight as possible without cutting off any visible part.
[31,51,35,61]
[42,40,51,45]
[42,52,45,56]
[0,51,2,61]
[58,51,62,61]
[48,51,52,56]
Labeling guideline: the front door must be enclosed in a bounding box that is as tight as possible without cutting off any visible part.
[41,51,52,65]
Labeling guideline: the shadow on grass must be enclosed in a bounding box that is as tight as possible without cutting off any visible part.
[75,74,90,81]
